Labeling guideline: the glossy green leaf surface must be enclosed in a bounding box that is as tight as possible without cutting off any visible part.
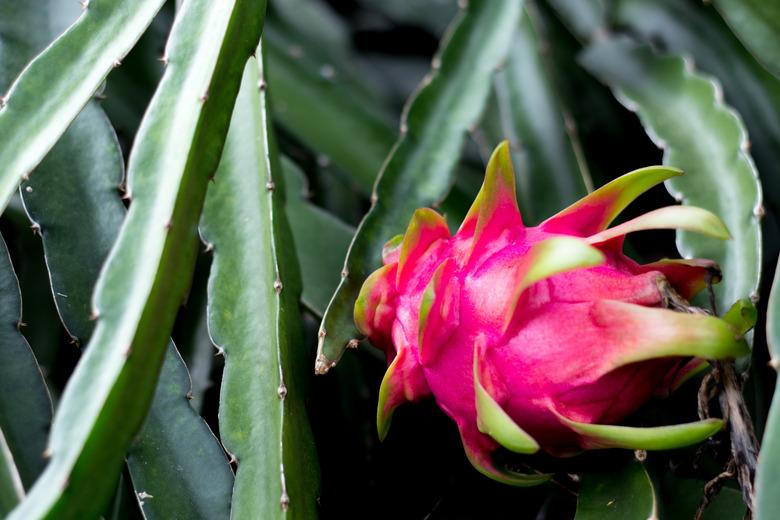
[200,46,319,518]
[7,0,266,517]
[581,37,763,313]
[614,0,780,227]
[283,159,355,317]
[316,0,521,372]
[661,475,745,520]
[0,235,51,490]
[0,0,167,214]
[488,5,591,224]
[711,0,780,80]
[756,257,780,520]
[575,459,657,520]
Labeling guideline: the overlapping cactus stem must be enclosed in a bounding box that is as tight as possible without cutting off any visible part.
[355,141,754,485]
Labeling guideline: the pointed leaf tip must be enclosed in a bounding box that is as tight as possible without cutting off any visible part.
[598,301,750,368]
[587,205,731,245]
[460,141,522,259]
[376,348,429,441]
[543,165,682,236]
[557,411,724,451]
[396,208,449,288]
[473,347,539,454]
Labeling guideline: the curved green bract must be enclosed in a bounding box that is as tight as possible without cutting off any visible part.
[722,299,758,337]
[490,5,591,224]
[756,259,780,520]
[581,37,763,313]
[0,0,167,214]
[473,350,539,454]
[283,159,355,317]
[316,0,521,373]
[586,206,731,244]
[711,0,780,81]
[0,235,52,491]
[575,459,658,520]
[561,415,724,451]
[7,1,266,518]
[200,46,319,519]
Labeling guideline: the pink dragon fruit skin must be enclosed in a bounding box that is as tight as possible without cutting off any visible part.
[354,142,751,485]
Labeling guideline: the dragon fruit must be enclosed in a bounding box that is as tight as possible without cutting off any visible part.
[354,142,751,485]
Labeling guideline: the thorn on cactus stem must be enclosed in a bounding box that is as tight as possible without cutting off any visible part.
[457,0,468,9]
[159,55,168,66]
[215,346,225,357]
[21,172,30,181]
[318,329,326,339]
[200,91,209,102]
[0,96,6,108]
[25,186,32,193]
[204,242,214,252]
[17,321,26,329]
[124,345,132,358]
[137,491,153,500]
[94,93,106,101]
[266,179,275,191]
[30,223,41,236]
[754,204,765,219]
[228,454,237,465]
[770,358,780,371]
[280,493,290,511]
[317,155,330,168]
[185,391,193,401]
[79,0,89,9]
[347,339,360,349]
[634,449,647,461]
[258,78,267,91]
[164,219,172,231]
[273,277,283,293]
[750,291,760,303]
[112,59,121,68]
[42,448,52,459]
[277,384,287,399]
[89,310,99,321]
[341,268,349,279]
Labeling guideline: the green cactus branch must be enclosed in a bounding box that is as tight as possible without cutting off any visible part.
[6,0,267,517]
[316,0,522,373]
[200,44,319,518]
[0,0,167,215]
